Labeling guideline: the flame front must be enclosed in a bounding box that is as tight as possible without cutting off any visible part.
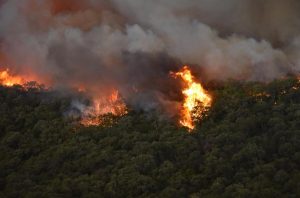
[0,68,44,90]
[0,67,127,127]
[80,90,128,126]
[0,69,25,87]
[173,66,212,130]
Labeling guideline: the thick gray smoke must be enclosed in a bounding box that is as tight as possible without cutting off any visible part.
[0,0,300,114]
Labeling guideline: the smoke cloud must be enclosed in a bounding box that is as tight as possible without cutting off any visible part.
[0,0,300,114]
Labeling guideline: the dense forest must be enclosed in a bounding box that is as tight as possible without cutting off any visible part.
[1,78,300,198]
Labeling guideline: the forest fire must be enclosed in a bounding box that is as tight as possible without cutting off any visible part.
[172,66,212,130]
[80,90,128,126]
[0,69,25,87]
[1,66,211,130]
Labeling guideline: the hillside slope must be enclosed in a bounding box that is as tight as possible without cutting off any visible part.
[1,79,300,197]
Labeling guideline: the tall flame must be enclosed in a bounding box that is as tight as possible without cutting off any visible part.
[172,66,212,130]
[80,90,128,126]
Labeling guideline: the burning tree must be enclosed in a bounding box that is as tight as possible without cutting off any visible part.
[171,66,212,130]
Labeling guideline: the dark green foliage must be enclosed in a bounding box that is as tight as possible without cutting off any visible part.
[1,78,300,197]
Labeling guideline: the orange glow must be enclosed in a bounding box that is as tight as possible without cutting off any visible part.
[172,66,212,130]
[0,69,25,87]
[0,68,47,90]
[80,90,127,126]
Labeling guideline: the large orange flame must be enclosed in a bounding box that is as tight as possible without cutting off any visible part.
[172,66,212,130]
[80,90,128,126]
[0,69,25,87]
[0,68,44,90]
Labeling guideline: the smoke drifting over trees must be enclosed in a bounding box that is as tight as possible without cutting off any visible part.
[1,0,300,113]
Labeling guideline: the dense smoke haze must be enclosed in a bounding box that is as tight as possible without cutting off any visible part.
[0,0,300,115]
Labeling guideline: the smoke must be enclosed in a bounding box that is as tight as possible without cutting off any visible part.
[0,0,300,115]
